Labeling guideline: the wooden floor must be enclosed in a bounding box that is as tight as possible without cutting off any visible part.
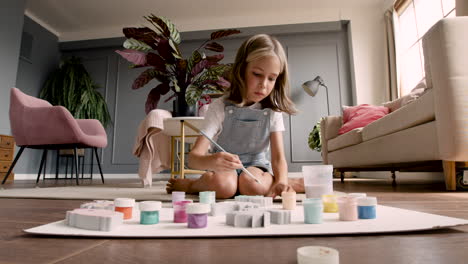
[1,178,468,264]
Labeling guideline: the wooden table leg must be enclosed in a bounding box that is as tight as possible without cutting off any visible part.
[170,136,175,179]
[180,120,185,179]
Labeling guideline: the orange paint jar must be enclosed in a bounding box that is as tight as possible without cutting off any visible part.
[114,198,135,220]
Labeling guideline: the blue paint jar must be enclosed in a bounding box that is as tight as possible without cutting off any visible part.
[199,191,216,204]
[357,197,377,219]
[139,201,162,225]
[303,198,323,224]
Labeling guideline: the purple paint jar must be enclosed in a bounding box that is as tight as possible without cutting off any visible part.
[173,200,193,223]
[186,203,211,228]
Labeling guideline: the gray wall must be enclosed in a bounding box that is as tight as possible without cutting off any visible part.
[13,16,61,174]
[8,19,353,175]
[0,0,26,135]
[57,22,353,174]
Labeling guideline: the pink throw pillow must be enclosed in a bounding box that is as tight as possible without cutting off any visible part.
[339,104,389,135]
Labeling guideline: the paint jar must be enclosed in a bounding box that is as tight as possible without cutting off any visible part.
[322,194,338,213]
[348,193,366,199]
[114,198,135,220]
[281,191,297,210]
[302,165,333,198]
[173,200,193,223]
[303,198,323,224]
[199,191,216,204]
[139,201,162,225]
[357,196,377,219]
[172,191,186,206]
[337,196,358,221]
[186,203,211,228]
[297,246,339,264]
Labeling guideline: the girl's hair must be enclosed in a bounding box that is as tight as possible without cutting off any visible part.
[226,34,296,114]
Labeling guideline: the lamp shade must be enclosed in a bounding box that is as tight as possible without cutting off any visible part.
[302,80,319,96]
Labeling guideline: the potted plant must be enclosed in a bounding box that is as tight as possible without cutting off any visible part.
[308,119,322,152]
[115,14,240,116]
[40,56,111,127]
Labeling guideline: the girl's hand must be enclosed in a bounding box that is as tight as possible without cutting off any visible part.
[266,182,294,198]
[210,152,243,171]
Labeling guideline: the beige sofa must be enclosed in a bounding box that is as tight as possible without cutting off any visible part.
[320,17,468,191]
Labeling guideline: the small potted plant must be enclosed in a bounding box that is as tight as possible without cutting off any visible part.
[115,14,240,116]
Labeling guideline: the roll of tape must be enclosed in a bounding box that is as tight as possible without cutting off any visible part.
[297,246,339,264]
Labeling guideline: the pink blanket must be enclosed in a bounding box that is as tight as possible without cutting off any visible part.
[133,109,172,187]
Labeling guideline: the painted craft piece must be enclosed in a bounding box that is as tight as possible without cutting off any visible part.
[268,209,291,225]
[80,200,114,210]
[226,209,271,228]
[234,195,273,207]
[65,208,123,231]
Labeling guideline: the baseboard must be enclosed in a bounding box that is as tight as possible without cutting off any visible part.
[357,171,444,181]
[13,173,172,181]
[14,172,306,181]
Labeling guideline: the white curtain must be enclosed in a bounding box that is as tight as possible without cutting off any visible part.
[383,8,400,101]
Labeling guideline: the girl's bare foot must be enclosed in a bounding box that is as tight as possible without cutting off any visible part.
[166,178,197,194]
[288,177,305,193]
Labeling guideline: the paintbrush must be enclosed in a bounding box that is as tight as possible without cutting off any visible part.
[184,121,261,184]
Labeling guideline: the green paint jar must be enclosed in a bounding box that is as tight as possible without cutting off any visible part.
[139,201,162,225]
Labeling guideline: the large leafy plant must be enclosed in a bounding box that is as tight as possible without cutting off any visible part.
[308,119,322,152]
[116,14,240,114]
[40,56,112,127]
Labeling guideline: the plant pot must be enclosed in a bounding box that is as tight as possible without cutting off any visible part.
[173,93,196,117]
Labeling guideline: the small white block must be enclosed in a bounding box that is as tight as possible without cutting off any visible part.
[66,209,123,231]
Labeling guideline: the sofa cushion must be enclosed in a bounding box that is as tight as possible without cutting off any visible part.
[338,105,389,135]
[362,89,435,142]
[328,128,363,152]
[383,79,428,112]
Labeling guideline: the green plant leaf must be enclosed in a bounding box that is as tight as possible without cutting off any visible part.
[185,83,203,106]
[123,38,152,52]
[210,29,241,40]
[122,27,160,49]
[146,15,180,44]
[132,69,156,90]
[40,56,111,127]
[187,50,202,76]
[308,120,322,152]
[204,42,224,52]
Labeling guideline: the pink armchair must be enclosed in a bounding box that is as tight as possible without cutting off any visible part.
[1,88,108,185]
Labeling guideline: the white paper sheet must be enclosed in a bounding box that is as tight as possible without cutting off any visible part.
[24,205,468,238]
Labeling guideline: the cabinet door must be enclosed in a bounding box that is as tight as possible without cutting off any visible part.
[279,29,352,172]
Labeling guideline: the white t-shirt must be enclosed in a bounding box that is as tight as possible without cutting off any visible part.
[201,97,285,140]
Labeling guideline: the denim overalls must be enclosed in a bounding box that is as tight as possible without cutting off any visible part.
[215,100,272,174]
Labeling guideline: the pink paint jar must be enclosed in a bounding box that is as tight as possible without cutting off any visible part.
[173,200,193,223]
[186,203,211,228]
[281,191,297,210]
[114,198,135,220]
[337,196,358,221]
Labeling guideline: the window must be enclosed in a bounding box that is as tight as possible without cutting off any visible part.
[395,0,456,95]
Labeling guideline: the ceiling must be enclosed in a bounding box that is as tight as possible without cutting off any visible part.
[25,0,384,42]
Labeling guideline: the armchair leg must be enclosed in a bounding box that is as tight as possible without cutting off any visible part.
[94,148,105,184]
[2,146,25,184]
[36,149,48,184]
[55,149,59,179]
[73,147,79,185]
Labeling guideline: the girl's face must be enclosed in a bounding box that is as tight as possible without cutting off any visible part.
[244,55,281,105]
